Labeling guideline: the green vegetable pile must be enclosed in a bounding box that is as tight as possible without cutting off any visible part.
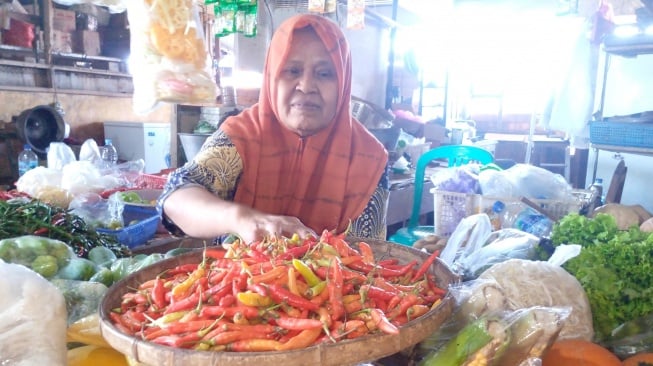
[0,198,130,258]
[550,213,653,341]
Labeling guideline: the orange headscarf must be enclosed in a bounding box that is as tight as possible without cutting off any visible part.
[220,14,388,234]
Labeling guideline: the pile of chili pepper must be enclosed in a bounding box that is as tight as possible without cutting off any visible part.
[109,230,446,352]
[0,195,131,258]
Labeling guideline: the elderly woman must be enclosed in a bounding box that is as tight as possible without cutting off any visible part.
[160,14,389,244]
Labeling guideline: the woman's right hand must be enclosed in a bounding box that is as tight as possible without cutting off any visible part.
[162,186,316,244]
[232,206,317,244]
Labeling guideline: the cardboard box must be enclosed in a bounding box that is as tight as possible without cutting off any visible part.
[72,30,100,56]
[53,8,76,32]
[51,30,72,53]
[424,123,447,144]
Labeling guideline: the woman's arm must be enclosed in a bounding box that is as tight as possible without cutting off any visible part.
[159,130,314,243]
[349,165,390,240]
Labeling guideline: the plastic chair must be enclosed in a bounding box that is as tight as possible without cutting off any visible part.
[388,145,494,246]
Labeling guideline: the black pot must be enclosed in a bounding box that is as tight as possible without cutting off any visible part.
[16,105,66,159]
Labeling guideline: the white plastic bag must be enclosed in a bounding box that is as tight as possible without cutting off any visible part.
[439,213,493,268]
[46,142,77,170]
[0,260,67,366]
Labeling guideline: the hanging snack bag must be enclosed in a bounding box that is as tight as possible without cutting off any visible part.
[127,0,218,113]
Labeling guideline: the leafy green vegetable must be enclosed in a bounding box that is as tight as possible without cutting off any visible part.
[550,213,653,341]
[550,213,620,248]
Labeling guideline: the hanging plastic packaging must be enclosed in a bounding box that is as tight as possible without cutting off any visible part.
[347,0,365,30]
[126,0,218,113]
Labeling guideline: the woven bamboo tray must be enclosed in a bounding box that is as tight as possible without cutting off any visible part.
[99,239,459,366]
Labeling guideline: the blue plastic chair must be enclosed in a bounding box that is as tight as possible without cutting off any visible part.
[388,145,494,246]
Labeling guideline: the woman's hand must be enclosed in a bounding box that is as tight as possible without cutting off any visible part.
[233,206,317,244]
[163,186,316,244]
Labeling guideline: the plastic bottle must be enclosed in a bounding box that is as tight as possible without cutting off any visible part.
[589,178,604,210]
[100,138,118,166]
[513,207,553,238]
[18,144,38,177]
[487,201,505,231]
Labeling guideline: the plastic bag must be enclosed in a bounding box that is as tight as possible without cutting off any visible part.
[126,0,218,114]
[430,165,482,194]
[69,192,124,229]
[439,213,493,268]
[0,260,67,366]
[0,235,75,279]
[479,163,573,201]
[417,304,570,366]
[478,257,594,341]
[455,229,541,280]
[603,311,653,359]
[47,142,77,170]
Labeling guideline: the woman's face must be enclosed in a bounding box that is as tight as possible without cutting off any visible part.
[275,28,339,137]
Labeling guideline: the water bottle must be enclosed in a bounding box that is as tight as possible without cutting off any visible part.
[588,178,604,211]
[18,144,39,177]
[513,207,553,238]
[487,201,505,231]
[100,138,119,166]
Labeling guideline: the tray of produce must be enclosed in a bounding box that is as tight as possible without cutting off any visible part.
[99,233,458,366]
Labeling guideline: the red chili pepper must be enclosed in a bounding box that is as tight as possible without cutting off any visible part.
[227,339,283,352]
[151,277,166,310]
[267,283,320,312]
[327,259,344,321]
[387,293,420,320]
[360,284,397,302]
[167,263,199,276]
[32,227,49,236]
[411,250,440,282]
[275,328,322,351]
[164,292,201,314]
[357,241,374,264]
[200,305,261,319]
[218,293,236,307]
[275,316,323,330]
[277,241,318,260]
[210,330,272,345]
[204,248,226,259]
[347,261,405,278]
[370,308,399,335]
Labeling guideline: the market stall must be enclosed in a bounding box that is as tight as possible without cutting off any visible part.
[3,138,653,366]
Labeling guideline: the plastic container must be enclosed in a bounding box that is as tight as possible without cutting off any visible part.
[96,205,160,248]
[100,138,118,166]
[18,144,39,177]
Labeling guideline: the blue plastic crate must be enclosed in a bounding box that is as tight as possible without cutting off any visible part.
[590,121,653,148]
[97,205,160,248]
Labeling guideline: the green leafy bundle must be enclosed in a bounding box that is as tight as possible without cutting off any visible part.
[551,213,653,341]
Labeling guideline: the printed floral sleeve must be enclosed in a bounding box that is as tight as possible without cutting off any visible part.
[349,165,390,240]
[158,130,243,235]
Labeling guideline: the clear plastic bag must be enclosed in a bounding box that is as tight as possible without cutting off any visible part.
[126,0,218,113]
[417,302,570,366]
[456,229,541,281]
[439,213,493,268]
[603,311,653,359]
[479,163,573,201]
[478,257,594,341]
[69,192,124,229]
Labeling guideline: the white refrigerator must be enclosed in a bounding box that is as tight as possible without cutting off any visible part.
[103,121,171,174]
